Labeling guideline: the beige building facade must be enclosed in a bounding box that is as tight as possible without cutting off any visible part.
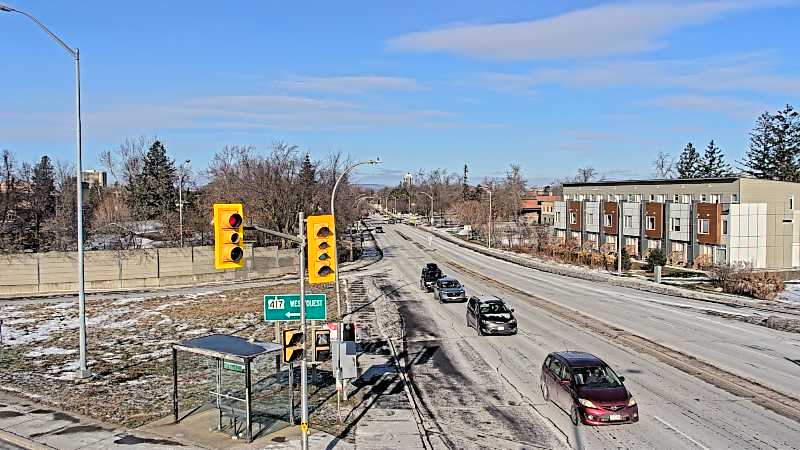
[553,177,800,270]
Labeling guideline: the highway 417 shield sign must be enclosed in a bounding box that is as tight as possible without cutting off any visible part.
[264,293,327,322]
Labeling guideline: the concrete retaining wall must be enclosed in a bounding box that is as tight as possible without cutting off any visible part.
[0,245,299,295]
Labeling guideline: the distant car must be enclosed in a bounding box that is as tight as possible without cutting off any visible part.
[374,226,384,233]
[540,351,639,426]
[420,263,443,291]
[432,277,466,303]
[465,295,517,335]
[387,219,396,224]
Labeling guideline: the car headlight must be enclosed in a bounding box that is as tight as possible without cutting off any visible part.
[627,397,636,407]
[578,399,597,408]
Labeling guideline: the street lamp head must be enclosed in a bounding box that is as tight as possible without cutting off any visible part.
[368,158,380,165]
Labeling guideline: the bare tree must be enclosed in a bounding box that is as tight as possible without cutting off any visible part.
[574,166,599,183]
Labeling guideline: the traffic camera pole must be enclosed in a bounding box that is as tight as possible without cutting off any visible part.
[299,211,309,450]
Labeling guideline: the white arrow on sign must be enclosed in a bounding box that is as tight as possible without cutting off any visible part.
[286,312,300,318]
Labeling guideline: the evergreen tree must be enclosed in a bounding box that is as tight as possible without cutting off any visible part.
[675,143,701,179]
[28,155,57,251]
[299,153,316,211]
[741,111,776,179]
[129,140,177,220]
[771,105,800,182]
[698,140,730,177]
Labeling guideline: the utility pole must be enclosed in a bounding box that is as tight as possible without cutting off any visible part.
[618,201,623,276]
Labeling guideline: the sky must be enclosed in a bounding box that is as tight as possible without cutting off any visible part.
[2,0,800,186]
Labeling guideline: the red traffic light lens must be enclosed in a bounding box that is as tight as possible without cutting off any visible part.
[316,226,331,238]
[230,246,243,262]
[228,213,242,227]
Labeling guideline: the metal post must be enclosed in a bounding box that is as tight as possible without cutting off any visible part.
[245,359,252,442]
[289,362,295,424]
[178,176,184,248]
[488,190,493,248]
[216,358,222,431]
[299,211,309,450]
[430,195,434,226]
[171,347,178,422]
[618,201,623,276]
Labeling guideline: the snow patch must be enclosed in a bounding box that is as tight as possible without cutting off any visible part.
[24,347,77,357]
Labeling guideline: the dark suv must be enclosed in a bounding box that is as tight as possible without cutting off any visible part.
[420,263,443,291]
[432,277,466,303]
[540,351,639,426]
[465,295,517,335]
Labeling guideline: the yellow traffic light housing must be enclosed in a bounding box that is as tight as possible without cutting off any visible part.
[283,328,304,363]
[214,203,245,270]
[313,328,331,362]
[306,215,337,284]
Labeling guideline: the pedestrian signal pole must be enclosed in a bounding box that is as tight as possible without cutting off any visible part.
[298,211,309,450]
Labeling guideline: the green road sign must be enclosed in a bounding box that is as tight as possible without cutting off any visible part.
[264,294,327,322]
[223,360,244,373]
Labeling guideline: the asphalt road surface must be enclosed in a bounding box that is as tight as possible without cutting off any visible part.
[370,220,800,449]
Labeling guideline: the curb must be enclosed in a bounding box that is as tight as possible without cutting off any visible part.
[0,429,53,450]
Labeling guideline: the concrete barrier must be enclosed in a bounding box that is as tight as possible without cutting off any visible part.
[0,245,299,296]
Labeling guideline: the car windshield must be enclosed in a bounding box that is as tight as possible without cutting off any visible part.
[479,302,509,315]
[572,366,622,388]
[440,280,461,288]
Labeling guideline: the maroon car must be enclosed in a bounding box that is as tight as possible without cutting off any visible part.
[540,351,639,426]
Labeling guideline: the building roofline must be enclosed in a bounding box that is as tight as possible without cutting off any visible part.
[562,177,741,188]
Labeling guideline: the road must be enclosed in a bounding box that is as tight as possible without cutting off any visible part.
[369,220,800,449]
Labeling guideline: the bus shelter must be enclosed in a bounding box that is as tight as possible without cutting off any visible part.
[171,334,281,442]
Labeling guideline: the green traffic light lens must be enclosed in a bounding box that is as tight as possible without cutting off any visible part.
[230,246,243,262]
[318,266,333,276]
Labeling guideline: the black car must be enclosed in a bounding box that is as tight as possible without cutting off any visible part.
[420,263,443,291]
[432,277,466,303]
[374,226,384,233]
[387,218,396,224]
[466,295,517,335]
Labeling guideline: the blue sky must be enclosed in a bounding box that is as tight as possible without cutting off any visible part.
[2,1,799,186]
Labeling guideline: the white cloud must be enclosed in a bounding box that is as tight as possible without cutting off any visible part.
[479,53,800,95]
[388,2,778,60]
[645,94,765,117]
[274,75,421,93]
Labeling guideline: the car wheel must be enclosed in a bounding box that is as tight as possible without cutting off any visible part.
[570,405,581,426]
[541,381,549,402]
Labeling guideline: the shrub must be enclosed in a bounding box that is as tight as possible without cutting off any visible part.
[645,248,667,271]
[709,263,785,300]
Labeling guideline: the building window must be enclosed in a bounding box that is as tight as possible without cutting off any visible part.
[624,215,633,228]
[722,218,728,235]
[606,236,616,245]
[655,194,665,202]
[731,193,739,203]
[604,214,612,227]
[645,216,656,230]
[649,194,655,201]
[673,194,680,203]
[635,194,642,202]
[597,194,604,201]
[589,194,595,201]
[671,217,681,232]
[648,239,661,249]
[628,194,635,202]
[791,196,795,210]
[625,237,637,248]
[682,194,692,204]
[698,218,709,234]
[672,242,686,253]
[588,213,594,225]
[556,212,562,223]
[564,194,571,201]
[709,194,720,204]
[701,193,708,202]
[570,212,577,224]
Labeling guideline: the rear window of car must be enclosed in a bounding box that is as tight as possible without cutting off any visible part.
[439,280,460,288]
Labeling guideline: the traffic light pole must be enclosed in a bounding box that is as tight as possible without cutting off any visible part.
[298,211,309,450]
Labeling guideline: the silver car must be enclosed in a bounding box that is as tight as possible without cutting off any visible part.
[432,277,466,303]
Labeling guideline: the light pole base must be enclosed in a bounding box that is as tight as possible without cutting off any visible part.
[75,368,92,379]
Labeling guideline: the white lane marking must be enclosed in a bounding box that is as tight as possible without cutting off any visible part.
[653,415,709,450]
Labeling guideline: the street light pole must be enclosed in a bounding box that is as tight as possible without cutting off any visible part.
[330,158,379,400]
[1,4,90,379]
[178,160,190,248]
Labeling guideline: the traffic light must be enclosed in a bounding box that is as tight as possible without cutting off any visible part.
[313,328,331,362]
[213,203,245,270]
[283,328,304,363]
[306,215,337,284]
